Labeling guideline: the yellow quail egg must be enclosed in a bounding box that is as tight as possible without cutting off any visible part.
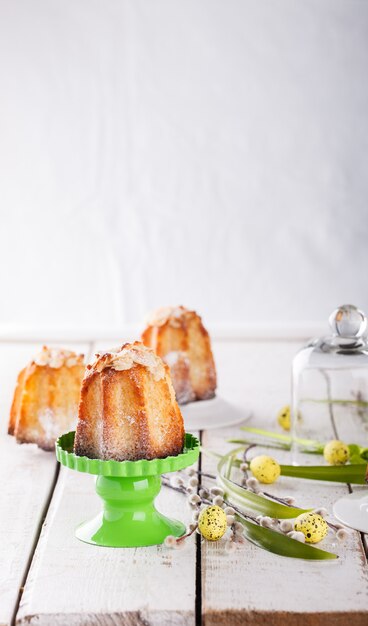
[249,455,280,484]
[277,405,291,431]
[294,512,328,544]
[198,505,227,541]
[323,440,350,466]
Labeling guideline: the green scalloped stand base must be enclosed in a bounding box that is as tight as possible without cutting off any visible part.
[56,431,200,548]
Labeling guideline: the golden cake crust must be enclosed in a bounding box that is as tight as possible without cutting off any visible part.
[74,342,185,461]
[9,347,85,451]
[142,306,217,404]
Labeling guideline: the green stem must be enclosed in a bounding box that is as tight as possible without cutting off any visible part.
[303,398,368,407]
[225,453,234,480]
[200,447,222,459]
[228,438,289,449]
[280,463,367,484]
[240,427,324,451]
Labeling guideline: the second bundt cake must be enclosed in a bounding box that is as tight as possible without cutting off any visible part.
[142,306,217,404]
[74,342,185,461]
[9,346,85,451]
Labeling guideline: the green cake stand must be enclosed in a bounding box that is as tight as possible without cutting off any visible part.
[56,431,200,548]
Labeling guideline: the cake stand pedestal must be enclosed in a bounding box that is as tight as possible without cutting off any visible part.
[56,431,200,548]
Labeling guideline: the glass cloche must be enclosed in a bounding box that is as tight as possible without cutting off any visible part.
[291,304,368,465]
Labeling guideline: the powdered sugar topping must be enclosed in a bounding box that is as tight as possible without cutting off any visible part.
[92,343,165,381]
[145,305,194,328]
[163,351,187,367]
[34,346,84,369]
[38,407,77,443]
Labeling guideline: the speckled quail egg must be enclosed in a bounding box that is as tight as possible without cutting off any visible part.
[294,512,328,544]
[249,455,281,484]
[323,440,350,466]
[198,505,227,541]
[277,405,291,431]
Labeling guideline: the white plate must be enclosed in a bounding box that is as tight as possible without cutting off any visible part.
[180,395,252,431]
[333,491,368,533]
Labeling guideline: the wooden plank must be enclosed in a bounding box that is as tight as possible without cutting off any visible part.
[201,341,368,625]
[0,432,56,626]
[16,342,198,626]
[16,466,197,626]
[0,342,90,626]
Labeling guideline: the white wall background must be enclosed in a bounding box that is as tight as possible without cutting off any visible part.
[0,0,367,331]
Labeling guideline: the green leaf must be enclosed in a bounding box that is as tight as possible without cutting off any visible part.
[227,437,291,450]
[305,398,368,407]
[217,451,312,518]
[240,427,324,453]
[348,444,361,457]
[200,446,222,460]
[237,516,337,560]
[241,427,293,443]
[280,463,367,484]
[217,449,338,560]
[349,455,367,465]
[237,428,368,462]
[218,471,311,518]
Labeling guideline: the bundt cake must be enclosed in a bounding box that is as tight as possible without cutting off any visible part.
[9,346,85,451]
[141,306,217,404]
[74,342,185,461]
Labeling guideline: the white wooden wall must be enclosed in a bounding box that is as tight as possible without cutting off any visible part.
[1,0,368,328]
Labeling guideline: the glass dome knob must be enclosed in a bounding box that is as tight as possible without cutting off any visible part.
[329,304,367,339]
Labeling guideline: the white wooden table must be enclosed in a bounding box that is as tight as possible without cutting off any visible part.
[1,334,367,626]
